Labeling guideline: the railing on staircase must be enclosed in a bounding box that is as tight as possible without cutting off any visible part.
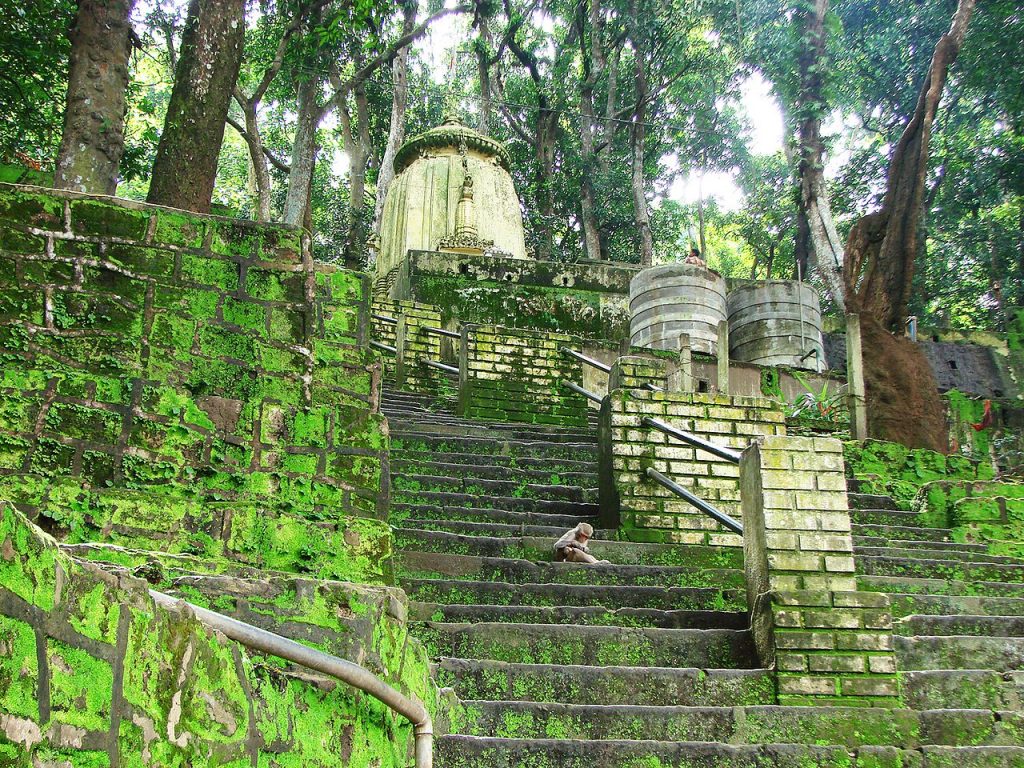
[371,312,459,375]
[559,347,743,536]
[149,590,434,767]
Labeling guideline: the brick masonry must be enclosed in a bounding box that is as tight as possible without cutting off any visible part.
[371,299,445,393]
[741,436,899,706]
[600,389,785,543]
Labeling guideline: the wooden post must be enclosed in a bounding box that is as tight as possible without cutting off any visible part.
[716,320,730,395]
[394,314,408,390]
[846,312,868,440]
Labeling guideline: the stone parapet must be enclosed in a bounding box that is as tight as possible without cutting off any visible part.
[371,299,445,393]
[741,436,899,706]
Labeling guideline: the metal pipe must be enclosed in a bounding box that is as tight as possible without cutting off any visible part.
[641,416,741,464]
[559,347,612,373]
[561,380,603,404]
[423,359,459,375]
[645,468,743,535]
[370,340,397,354]
[641,382,663,392]
[149,590,433,767]
[372,313,398,325]
[422,326,460,339]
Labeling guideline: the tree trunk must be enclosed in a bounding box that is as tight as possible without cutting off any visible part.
[54,0,136,195]
[283,74,320,227]
[697,173,707,258]
[843,0,976,331]
[535,109,558,261]
[147,0,245,213]
[373,0,417,239]
[238,97,272,220]
[342,79,372,270]
[630,68,654,266]
[794,0,846,308]
[578,0,607,261]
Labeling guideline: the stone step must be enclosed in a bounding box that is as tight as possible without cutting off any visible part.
[901,670,1024,711]
[414,622,759,668]
[411,602,749,629]
[455,700,1024,748]
[396,517,613,539]
[391,432,599,458]
[391,421,597,444]
[888,592,1024,619]
[402,579,747,612]
[391,490,600,516]
[390,449,597,473]
[390,503,600,530]
[433,658,775,706]
[856,555,1024,584]
[855,545,1021,565]
[391,457,599,487]
[854,536,985,554]
[859,575,1024,599]
[392,473,598,502]
[436,737,854,767]
[397,551,746,589]
[848,492,906,511]
[852,523,954,543]
[393,530,745,569]
[896,615,1024,637]
[895,635,1024,671]
[850,508,926,527]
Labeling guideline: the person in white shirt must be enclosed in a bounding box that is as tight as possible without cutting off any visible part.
[552,523,608,564]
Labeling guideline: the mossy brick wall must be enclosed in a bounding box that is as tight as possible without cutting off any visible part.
[404,250,632,340]
[917,479,1024,558]
[461,325,588,426]
[608,355,673,392]
[740,437,899,707]
[600,389,785,544]
[844,438,992,507]
[370,299,444,392]
[0,503,441,767]
[0,185,391,582]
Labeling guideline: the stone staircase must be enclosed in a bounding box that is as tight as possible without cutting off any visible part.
[384,388,1024,766]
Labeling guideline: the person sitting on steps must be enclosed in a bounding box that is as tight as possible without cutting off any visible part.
[553,522,609,564]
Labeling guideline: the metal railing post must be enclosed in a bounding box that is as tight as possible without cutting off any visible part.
[458,325,471,416]
[394,313,408,389]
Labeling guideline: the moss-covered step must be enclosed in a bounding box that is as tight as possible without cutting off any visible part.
[393,529,744,568]
[410,602,748,629]
[392,472,597,502]
[413,621,758,668]
[436,737,850,767]
[389,502,600,528]
[856,546,1023,565]
[855,746,1024,767]
[391,490,599,516]
[391,517,611,539]
[851,508,928,527]
[900,670,1024,711]
[895,615,1024,637]
[886,593,1024,619]
[391,457,599,486]
[456,701,1024,748]
[858,575,1024,600]
[854,538,987,554]
[402,579,746,612]
[853,523,954,543]
[390,420,597,444]
[895,634,1024,671]
[391,449,598,474]
[855,556,1024,584]
[432,658,775,707]
[391,434,599,461]
[396,551,746,589]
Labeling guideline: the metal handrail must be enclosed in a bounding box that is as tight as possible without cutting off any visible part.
[150,590,433,767]
[641,382,663,392]
[372,313,398,325]
[645,468,743,535]
[559,347,612,374]
[423,326,460,340]
[561,380,603,404]
[423,359,458,375]
[370,340,397,354]
[642,417,741,464]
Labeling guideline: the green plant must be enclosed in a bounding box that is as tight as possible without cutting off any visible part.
[785,372,848,425]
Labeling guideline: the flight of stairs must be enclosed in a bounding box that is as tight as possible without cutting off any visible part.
[384,388,1024,766]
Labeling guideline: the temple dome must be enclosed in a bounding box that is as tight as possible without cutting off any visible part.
[375,116,528,284]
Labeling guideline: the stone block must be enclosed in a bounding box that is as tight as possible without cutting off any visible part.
[832,592,891,609]
[868,655,897,674]
[778,675,837,696]
[835,633,894,652]
[803,610,862,630]
[775,630,835,650]
[807,654,866,674]
[798,533,853,553]
[840,677,898,697]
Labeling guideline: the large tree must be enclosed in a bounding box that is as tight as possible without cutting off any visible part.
[53,0,137,194]
[147,0,245,213]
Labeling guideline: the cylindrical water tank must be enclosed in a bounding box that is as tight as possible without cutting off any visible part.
[629,264,727,354]
[726,280,825,371]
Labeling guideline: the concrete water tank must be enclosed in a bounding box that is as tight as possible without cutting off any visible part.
[629,264,727,355]
[726,280,825,371]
